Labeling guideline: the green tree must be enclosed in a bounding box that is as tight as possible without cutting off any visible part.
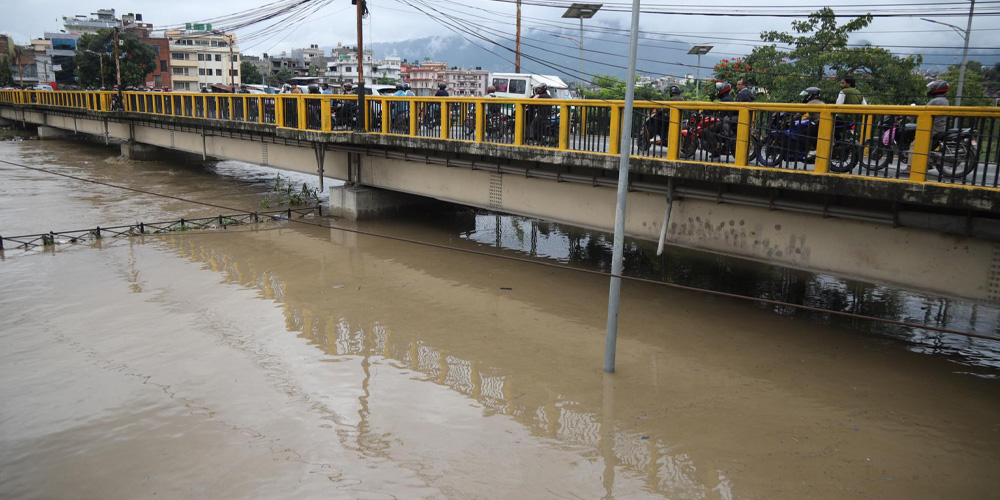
[983,62,1000,96]
[0,55,14,87]
[267,68,292,87]
[240,60,263,84]
[74,28,155,88]
[724,8,924,104]
[940,61,992,106]
[376,77,398,85]
[580,74,665,100]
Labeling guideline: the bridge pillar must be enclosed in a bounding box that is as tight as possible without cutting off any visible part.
[37,125,71,140]
[329,185,436,220]
[120,141,161,161]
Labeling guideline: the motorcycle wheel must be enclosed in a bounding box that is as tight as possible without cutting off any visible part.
[757,135,785,167]
[680,134,697,159]
[829,142,860,173]
[861,138,893,172]
[747,134,761,166]
[635,128,652,152]
[930,140,978,179]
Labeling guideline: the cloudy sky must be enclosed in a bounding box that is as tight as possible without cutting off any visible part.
[3,0,998,74]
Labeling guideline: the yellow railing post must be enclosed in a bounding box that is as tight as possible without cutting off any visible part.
[813,110,834,174]
[609,104,621,155]
[441,101,449,139]
[474,101,483,142]
[558,104,570,150]
[734,108,751,166]
[381,98,389,133]
[297,96,306,130]
[909,113,933,183]
[666,105,681,161]
[514,102,524,146]
[276,96,284,127]
[321,97,331,132]
[242,96,249,122]
[409,98,417,136]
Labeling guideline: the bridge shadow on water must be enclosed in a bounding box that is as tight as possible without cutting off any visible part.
[444,208,1000,371]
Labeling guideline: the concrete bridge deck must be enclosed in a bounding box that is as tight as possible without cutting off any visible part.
[2,90,999,303]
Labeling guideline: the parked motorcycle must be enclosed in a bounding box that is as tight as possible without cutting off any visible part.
[862,115,979,179]
[757,112,859,172]
[635,109,670,152]
[680,112,760,162]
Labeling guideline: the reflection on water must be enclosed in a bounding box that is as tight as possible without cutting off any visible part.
[3,138,1000,498]
[455,209,1000,369]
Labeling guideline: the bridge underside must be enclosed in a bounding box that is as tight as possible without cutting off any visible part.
[4,105,998,303]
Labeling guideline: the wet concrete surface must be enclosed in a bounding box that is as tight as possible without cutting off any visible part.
[1,138,999,499]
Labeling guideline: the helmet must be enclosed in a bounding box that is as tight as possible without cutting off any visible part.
[307,83,320,94]
[535,83,548,93]
[799,86,822,103]
[438,82,447,89]
[926,80,949,97]
[668,85,681,96]
[395,83,403,90]
[403,83,411,90]
[715,82,731,96]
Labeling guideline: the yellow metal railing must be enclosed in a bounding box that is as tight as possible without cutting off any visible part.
[2,90,998,190]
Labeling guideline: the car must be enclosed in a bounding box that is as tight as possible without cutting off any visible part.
[31,84,54,91]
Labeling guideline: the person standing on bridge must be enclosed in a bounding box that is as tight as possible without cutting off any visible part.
[735,79,755,102]
[435,83,449,97]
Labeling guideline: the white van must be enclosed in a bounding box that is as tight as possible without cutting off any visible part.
[488,73,571,99]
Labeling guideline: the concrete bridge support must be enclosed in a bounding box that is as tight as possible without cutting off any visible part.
[120,141,162,161]
[329,185,438,220]
[37,125,71,140]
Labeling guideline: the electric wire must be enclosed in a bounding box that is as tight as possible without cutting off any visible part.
[1,157,998,344]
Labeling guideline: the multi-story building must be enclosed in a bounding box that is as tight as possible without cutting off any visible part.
[324,45,401,87]
[444,67,489,96]
[63,8,119,35]
[165,29,240,91]
[408,61,446,96]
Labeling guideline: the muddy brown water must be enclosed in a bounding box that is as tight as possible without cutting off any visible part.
[1,138,999,499]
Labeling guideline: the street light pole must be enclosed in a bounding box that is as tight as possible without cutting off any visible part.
[688,45,713,100]
[921,0,976,106]
[550,34,583,80]
[561,3,602,82]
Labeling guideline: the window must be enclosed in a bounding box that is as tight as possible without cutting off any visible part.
[171,53,186,60]
[232,55,238,62]
[509,79,526,94]
[229,69,238,76]
[172,67,187,76]
[491,78,508,92]
[216,69,222,76]
[198,68,206,75]
[215,54,221,62]
[197,53,205,61]
[160,60,168,72]
[346,67,352,73]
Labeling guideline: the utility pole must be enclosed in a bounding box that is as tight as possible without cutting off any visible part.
[355,0,366,131]
[957,0,975,106]
[113,27,123,103]
[515,0,522,72]
[228,34,235,89]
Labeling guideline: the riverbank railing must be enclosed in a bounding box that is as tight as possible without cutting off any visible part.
[2,89,998,190]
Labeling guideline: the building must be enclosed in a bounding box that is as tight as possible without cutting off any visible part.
[166,29,240,91]
[63,8,120,35]
[408,61,446,96]
[444,67,489,96]
[42,32,79,88]
[324,45,401,87]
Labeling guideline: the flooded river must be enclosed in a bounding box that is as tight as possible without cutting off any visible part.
[1,137,999,499]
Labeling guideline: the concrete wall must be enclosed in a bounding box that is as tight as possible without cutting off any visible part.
[4,106,997,303]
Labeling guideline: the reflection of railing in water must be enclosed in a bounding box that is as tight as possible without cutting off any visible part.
[4,89,998,190]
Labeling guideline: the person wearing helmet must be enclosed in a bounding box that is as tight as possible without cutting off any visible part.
[342,82,354,94]
[435,82,449,97]
[403,83,415,97]
[714,81,734,102]
[393,83,405,96]
[531,83,551,99]
[307,83,320,94]
[668,85,684,102]
[926,80,950,137]
[527,83,554,144]
[704,82,735,159]
[799,86,823,104]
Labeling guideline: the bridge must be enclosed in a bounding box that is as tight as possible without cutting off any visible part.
[2,89,999,303]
